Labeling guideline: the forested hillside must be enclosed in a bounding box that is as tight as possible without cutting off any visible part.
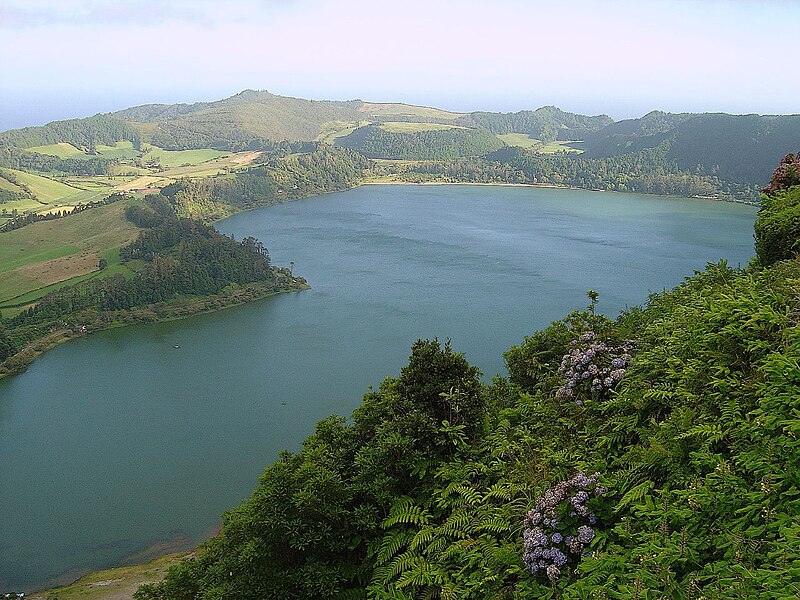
[580,112,800,187]
[335,126,504,160]
[161,146,370,220]
[134,158,800,598]
[454,106,613,141]
[0,114,141,151]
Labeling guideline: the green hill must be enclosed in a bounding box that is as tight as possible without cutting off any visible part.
[580,111,800,186]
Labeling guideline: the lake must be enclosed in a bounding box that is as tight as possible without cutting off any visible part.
[0,185,757,590]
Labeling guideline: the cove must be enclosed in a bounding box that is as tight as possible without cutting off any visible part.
[0,185,757,591]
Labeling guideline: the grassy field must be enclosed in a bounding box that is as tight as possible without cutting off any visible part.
[27,141,140,160]
[378,121,466,133]
[0,201,142,309]
[114,175,172,191]
[317,120,371,143]
[0,174,26,193]
[143,145,229,168]
[96,140,140,159]
[0,197,46,213]
[497,134,583,154]
[360,102,464,120]
[26,142,86,158]
[1,168,83,202]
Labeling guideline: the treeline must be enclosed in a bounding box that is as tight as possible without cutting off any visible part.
[0,114,140,151]
[379,157,528,184]
[162,146,370,220]
[385,144,760,200]
[489,144,760,198]
[0,144,114,175]
[455,106,613,142]
[137,160,800,599]
[10,198,276,330]
[335,125,504,160]
[0,193,125,232]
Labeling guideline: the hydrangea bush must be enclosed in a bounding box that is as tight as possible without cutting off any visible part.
[523,471,607,582]
[556,331,635,404]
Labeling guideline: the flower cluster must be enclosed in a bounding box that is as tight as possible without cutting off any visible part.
[523,471,607,582]
[556,331,635,404]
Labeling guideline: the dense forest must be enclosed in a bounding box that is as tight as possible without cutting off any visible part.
[0,114,140,152]
[335,126,504,160]
[383,144,759,199]
[135,157,800,598]
[0,144,114,176]
[454,106,613,142]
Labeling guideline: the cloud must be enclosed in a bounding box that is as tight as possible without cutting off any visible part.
[0,0,305,29]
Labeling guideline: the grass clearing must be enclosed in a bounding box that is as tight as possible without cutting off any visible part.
[26,142,86,158]
[317,120,371,143]
[115,175,173,191]
[497,134,583,154]
[0,197,48,213]
[379,122,466,133]
[498,133,542,149]
[0,175,26,193]
[0,201,143,304]
[360,102,464,121]
[96,140,140,159]
[27,141,140,160]
[143,145,229,168]
[1,168,83,203]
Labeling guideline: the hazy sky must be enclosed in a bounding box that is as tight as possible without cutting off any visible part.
[1,0,798,130]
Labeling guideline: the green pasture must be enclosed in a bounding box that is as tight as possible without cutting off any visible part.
[379,122,466,133]
[1,168,83,203]
[0,174,26,194]
[0,201,142,303]
[317,120,371,143]
[497,134,583,154]
[0,197,47,214]
[26,142,86,158]
[360,102,464,120]
[143,145,230,168]
[96,140,140,159]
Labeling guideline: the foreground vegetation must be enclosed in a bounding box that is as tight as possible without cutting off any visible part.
[130,161,800,598]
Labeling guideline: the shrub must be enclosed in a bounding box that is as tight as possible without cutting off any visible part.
[754,185,800,264]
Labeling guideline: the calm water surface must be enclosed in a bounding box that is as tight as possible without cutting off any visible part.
[0,185,757,590]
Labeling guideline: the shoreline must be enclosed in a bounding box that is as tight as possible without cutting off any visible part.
[0,277,309,381]
[359,178,760,205]
[27,552,193,600]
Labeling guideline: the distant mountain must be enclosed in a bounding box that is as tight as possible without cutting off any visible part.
[579,111,800,185]
[454,106,613,141]
[1,89,798,199]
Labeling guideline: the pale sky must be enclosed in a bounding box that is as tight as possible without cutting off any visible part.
[1,0,798,130]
